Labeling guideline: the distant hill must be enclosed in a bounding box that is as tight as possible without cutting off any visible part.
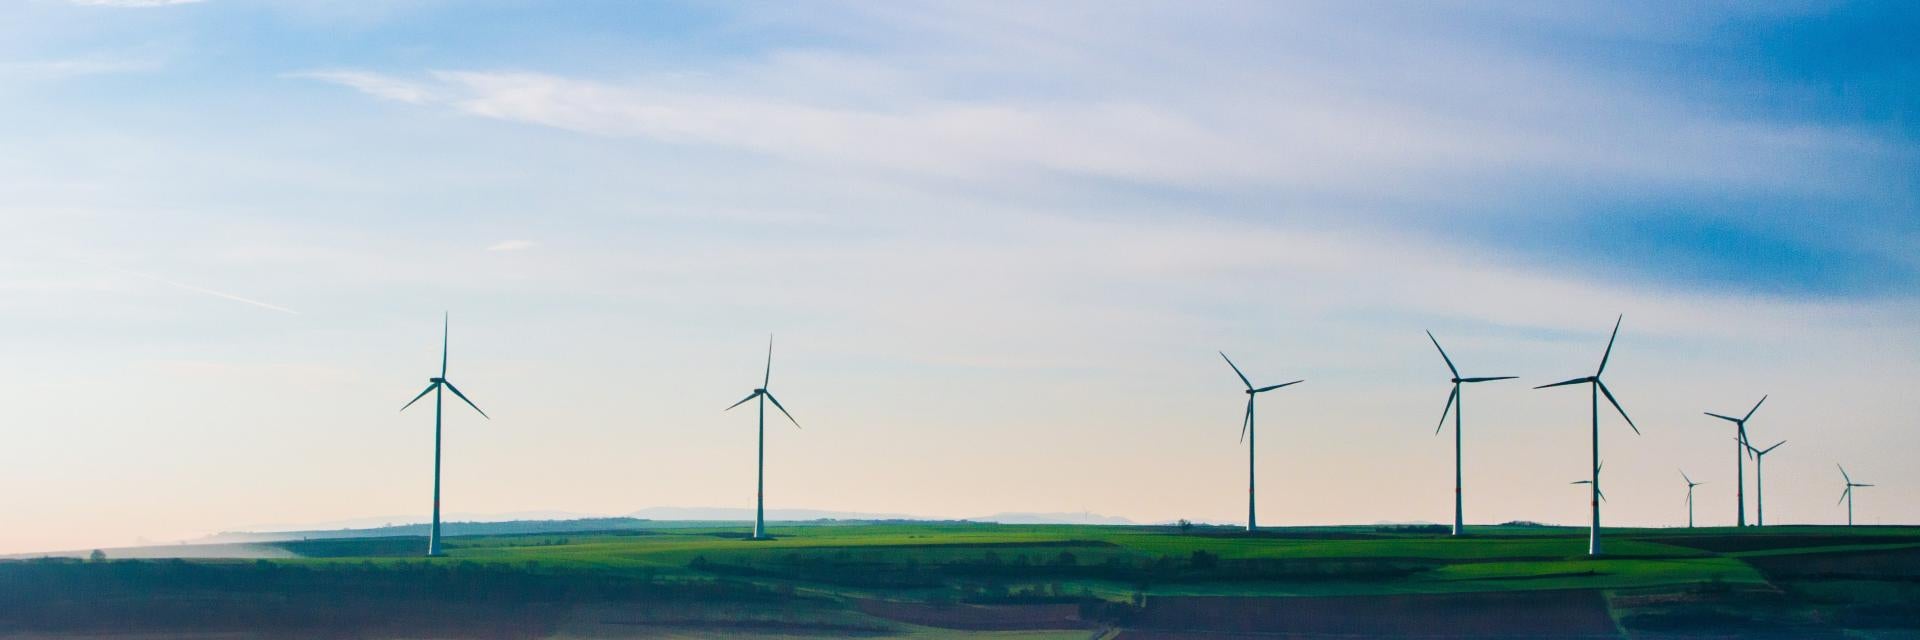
[972,512,1135,525]
[202,517,659,543]
[627,507,918,521]
[195,508,1139,545]
[629,507,1134,525]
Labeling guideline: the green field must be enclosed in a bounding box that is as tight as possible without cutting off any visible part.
[5,521,1919,638]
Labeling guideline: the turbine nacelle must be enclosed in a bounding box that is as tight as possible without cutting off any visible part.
[726,337,801,429]
[1218,351,1302,443]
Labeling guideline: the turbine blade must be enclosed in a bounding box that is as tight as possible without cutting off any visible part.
[1239,398,1252,443]
[764,334,774,389]
[725,391,761,411]
[1743,394,1768,422]
[765,392,800,428]
[1534,377,1590,390]
[1598,380,1638,435]
[1460,376,1517,383]
[1838,464,1850,484]
[1596,314,1622,375]
[1598,488,1607,503]
[1571,480,1590,485]
[1679,469,1692,485]
[441,312,450,378]
[1856,483,1874,487]
[1839,488,1850,505]
[1704,412,1741,423]
[1426,331,1459,378]
[1763,440,1784,455]
[442,381,489,419]
[400,383,439,412]
[1434,386,1458,436]
[1253,380,1303,393]
[1220,352,1252,389]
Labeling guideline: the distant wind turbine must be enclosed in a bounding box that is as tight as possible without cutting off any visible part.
[726,335,802,540]
[1572,461,1607,504]
[1536,315,1639,556]
[399,314,489,557]
[1746,440,1784,527]
[1220,352,1302,532]
[1572,479,1606,502]
[1680,470,1704,529]
[1425,331,1516,536]
[1704,395,1766,527]
[1837,464,1873,526]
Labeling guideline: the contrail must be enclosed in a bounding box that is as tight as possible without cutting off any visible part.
[116,268,299,315]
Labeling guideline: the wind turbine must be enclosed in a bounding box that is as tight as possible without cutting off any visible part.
[1572,461,1607,506]
[1704,396,1766,527]
[399,314,489,557]
[1837,464,1873,526]
[1745,440,1784,527]
[1425,331,1516,536]
[726,335,801,540]
[1536,315,1639,556]
[1220,352,1302,532]
[1680,470,1703,529]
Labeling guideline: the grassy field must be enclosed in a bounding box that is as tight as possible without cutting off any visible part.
[4,521,1918,638]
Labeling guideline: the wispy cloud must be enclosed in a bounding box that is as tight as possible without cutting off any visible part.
[299,60,1886,210]
[0,56,161,80]
[486,240,534,252]
[67,0,205,6]
[289,70,437,104]
[115,269,298,315]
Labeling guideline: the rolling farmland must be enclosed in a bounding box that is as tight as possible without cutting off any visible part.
[5,521,1918,638]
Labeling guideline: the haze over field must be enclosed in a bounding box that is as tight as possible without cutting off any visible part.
[0,1,1916,555]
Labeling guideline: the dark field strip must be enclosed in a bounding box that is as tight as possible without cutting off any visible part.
[855,599,1092,630]
[1125,590,1618,638]
[1742,544,1920,579]
[805,539,1121,551]
[1645,534,1920,554]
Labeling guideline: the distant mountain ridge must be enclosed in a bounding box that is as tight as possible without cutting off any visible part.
[200,508,1138,543]
[628,506,1134,525]
[203,518,658,543]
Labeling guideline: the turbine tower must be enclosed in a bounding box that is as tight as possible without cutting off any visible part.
[1837,464,1872,526]
[726,335,801,540]
[1536,315,1639,556]
[399,314,490,557]
[1704,396,1765,527]
[1746,440,1784,527]
[1220,352,1302,532]
[1425,331,1516,536]
[1680,470,1703,529]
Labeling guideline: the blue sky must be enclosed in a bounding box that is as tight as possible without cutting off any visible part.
[0,1,1915,553]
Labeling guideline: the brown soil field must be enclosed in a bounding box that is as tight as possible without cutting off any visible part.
[855,599,1090,630]
[1122,589,1618,638]
[1742,545,1920,579]
[1644,534,1918,554]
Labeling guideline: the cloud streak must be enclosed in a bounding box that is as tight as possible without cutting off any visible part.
[298,57,1888,215]
[67,0,205,6]
[115,269,298,315]
[287,70,437,104]
[0,57,161,80]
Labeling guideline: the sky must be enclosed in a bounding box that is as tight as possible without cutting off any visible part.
[0,0,1915,554]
